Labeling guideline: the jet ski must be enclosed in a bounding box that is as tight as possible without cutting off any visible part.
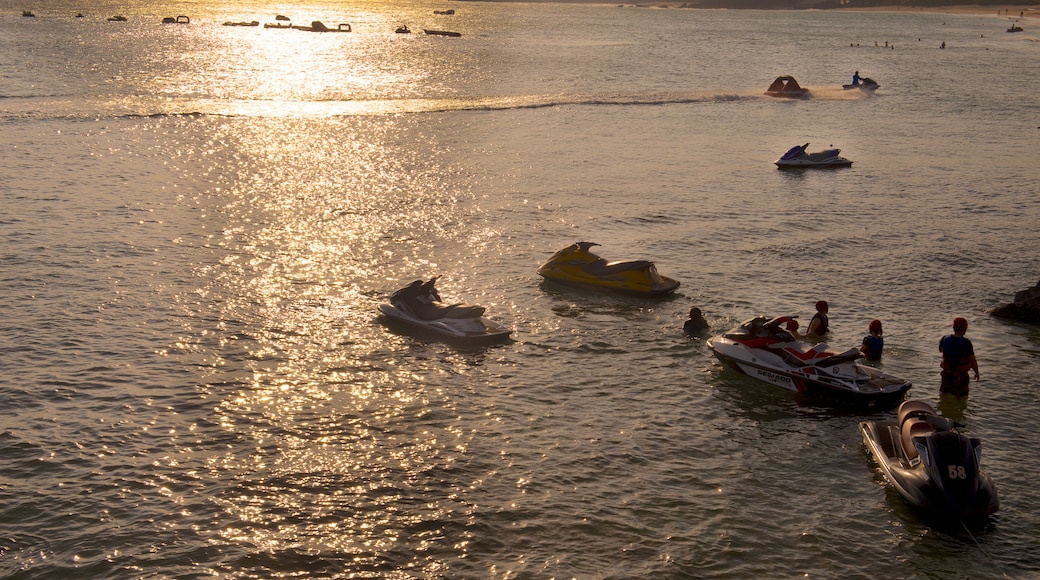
[537,242,680,297]
[775,143,853,169]
[843,77,880,91]
[707,316,911,409]
[859,400,999,519]
[378,277,512,345]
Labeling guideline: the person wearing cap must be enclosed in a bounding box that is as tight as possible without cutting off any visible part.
[939,317,979,397]
[860,319,884,361]
[806,300,829,338]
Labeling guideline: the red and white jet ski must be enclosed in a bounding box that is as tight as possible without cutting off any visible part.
[707,316,911,409]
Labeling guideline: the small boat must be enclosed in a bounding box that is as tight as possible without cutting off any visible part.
[378,277,512,345]
[775,143,852,169]
[22,10,36,17]
[264,22,292,29]
[275,14,290,21]
[707,316,912,409]
[395,25,411,34]
[765,75,810,98]
[537,242,680,297]
[843,77,879,91]
[434,9,456,15]
[223,21,260,27]
[293,21,351,32]
[107,15,128,22]
[162,15,190,24]
[424,29,462,37]
[860,400,999,519]
[1007,24,1024,33]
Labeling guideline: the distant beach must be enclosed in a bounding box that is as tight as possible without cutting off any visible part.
[471,0,1038,19]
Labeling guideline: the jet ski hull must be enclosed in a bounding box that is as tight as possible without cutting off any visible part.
[379,303,512,345]
[537,266,680,297]
[859,408,999,518]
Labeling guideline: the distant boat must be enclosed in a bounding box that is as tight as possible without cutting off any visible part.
[162,15,190,24]
[1007,23,1024,33]
[434,9,456,15]
[223,20,260,27]
[395,25,411,34]
[424,29,461,37]
[292,21,351,32]
[264,22,292,29]
[107,15,128,22]
[275,14,290,21]
[22,10,36,17]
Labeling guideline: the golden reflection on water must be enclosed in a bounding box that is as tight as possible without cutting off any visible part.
[182,113,487,572]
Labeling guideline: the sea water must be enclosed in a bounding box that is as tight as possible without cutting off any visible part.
[2,1,1039,577]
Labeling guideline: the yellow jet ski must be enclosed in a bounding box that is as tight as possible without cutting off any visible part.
[537,242,680,297]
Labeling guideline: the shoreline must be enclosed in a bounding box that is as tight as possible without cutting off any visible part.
[470,0,1038,19]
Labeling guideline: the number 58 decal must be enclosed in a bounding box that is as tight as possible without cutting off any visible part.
[948,465,968,479]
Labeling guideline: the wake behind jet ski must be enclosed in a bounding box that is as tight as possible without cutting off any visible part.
[537,242,680,297]
[378,277,512,345]
[775,143,853,169]
[860,400,999,519]
[707,316,911,409]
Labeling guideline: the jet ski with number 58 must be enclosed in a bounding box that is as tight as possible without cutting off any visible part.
[537,242,680,297]
[378,277,512,345]
[859,400,999,518]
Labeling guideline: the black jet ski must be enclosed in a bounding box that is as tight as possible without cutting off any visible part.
[859,400,999,519]
[378,277,512,345]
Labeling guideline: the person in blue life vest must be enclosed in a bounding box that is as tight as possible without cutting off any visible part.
[806,300,829,338]
[859,319,884,361]
[939,317,980,397]
[851,70,861,86]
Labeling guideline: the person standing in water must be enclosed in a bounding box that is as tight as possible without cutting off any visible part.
[806,300,829,338]
[939,317,979,397]
[683,307,709,336]
[859,319,883,361]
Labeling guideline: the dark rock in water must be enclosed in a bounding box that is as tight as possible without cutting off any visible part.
[992,279,1040,325]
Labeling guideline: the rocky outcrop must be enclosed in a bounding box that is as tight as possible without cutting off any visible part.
[992,279,1040,325]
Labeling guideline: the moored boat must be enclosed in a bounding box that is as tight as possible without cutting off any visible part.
[378,277,512,345]
[537,242,680,297]
[860,400,999,518]
[424,29,461,37]
[775,143,852,169]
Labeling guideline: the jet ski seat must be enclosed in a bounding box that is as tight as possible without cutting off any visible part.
[581,259,654,276]
[898,401,940,462]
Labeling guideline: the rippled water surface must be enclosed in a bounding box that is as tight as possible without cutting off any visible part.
[2,1,1039,577]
